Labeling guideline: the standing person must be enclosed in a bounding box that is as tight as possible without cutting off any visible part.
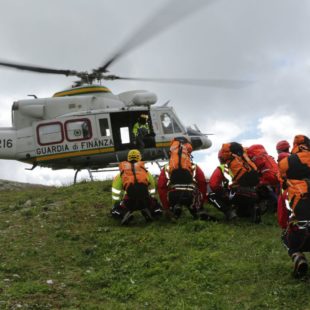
[111,149,161,225]
[132,114,151,150]
[157,137,210,220]
[279,135,310,278]
[213,142,260,223]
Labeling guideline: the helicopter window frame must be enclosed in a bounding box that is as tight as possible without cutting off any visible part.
[98,118,111,137]
[37,121,64,146]
[64,118,93,142]
[160,112,182,134]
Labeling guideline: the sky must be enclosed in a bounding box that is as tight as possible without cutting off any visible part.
[0,0,308,185]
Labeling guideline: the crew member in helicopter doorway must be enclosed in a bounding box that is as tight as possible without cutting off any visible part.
[132,114,151,150]
[111,149,162,225]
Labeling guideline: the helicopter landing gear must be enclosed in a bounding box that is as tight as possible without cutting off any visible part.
[74,168,94,184]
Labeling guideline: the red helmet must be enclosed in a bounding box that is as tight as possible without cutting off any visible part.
[276,140,290,153]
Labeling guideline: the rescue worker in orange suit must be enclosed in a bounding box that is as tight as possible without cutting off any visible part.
[111,149,162,225]
[210,142,261,223]
[207,150,238,220]
[157,137,211,220]
[279,135,310,277]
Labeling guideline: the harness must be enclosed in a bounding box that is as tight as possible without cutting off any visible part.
[164,164,196,189]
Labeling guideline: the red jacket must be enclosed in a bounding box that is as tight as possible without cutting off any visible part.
[209,166,226,193]
[157,164,206,209]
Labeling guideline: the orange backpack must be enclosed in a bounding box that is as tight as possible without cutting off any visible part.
[221,142,259,187]
[169,138,193,175]
[119,161,149,190]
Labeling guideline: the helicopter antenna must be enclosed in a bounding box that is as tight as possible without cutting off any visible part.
[161,100,170,107]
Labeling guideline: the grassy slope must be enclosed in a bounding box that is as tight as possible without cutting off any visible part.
[0,181,310,310]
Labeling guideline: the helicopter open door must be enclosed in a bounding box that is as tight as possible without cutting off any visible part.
[109,111,156,151]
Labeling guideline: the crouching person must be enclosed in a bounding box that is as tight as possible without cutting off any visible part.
[211,142,260,223]
[158,137,211,220]
[279,135,310,278]
[111,149,162,225]
[207,150,237,221]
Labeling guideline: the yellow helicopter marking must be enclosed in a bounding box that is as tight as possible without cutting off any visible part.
[25,143,170,165]
[53,86,111,97]
[156,141,170,148]
[35,147,115,162]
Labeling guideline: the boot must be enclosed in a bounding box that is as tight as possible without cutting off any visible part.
[292,252,308,278]
[252,204,261,224]
[121,211,134,225]
[172,204,182,218]
[225,208,238,221]
[141,208,153,222]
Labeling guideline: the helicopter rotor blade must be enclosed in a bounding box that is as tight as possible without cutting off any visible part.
[105,75,254,89]
[96,0,216,73]
[0,60,77,76]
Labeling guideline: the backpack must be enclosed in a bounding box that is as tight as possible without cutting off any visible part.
[286,153,310,180]
[169,138,193,185]
[247,144,279,186]
[119,161,149,191]
[220,142,244,162]
[221,142,259,187]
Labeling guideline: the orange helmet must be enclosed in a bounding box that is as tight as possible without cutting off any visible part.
[276,140,290,153]
[292,135,310,153]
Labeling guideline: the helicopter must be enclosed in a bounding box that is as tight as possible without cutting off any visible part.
[0,0,249,178]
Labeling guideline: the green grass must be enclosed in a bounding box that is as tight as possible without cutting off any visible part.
[0,181,310,309]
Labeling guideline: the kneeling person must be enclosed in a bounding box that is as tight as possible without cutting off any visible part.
[158,137,210,220]
[111,149,162,224]
[279,135,310,278]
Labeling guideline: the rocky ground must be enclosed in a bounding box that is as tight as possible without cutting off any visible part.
[0,179,49,191]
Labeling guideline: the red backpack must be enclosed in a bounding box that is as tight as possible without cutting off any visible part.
[247,144,279,186]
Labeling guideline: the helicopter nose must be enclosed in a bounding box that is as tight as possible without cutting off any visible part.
[189,135,212,150]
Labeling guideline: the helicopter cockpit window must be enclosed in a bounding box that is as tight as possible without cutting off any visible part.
[99,118,111,136]
[160,113,182,134]
[37,122,63,145]
[65,119,92,141]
